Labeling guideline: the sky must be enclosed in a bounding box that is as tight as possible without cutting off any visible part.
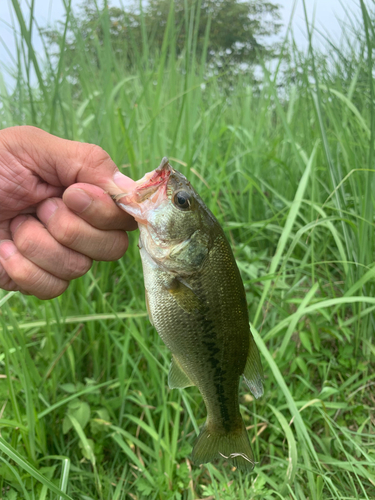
[0,0,363,89]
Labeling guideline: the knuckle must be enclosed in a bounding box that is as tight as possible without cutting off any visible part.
[66,254,92,278]
[14,224,41,258]
[1,248,68,299]
[0,263,8,282]
[104,231,129,261]
[0,265,18,291]
[35,280,69,300]
[24,269,68,300]
[52,218,80,248]
[82,144,111,170]
[10,258,36,284]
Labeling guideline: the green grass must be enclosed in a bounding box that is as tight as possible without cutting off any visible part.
[1,1,375,499]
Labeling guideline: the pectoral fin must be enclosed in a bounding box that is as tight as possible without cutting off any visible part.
[243,332,264,399]
[165,278,203,314]
[168,356,195,389]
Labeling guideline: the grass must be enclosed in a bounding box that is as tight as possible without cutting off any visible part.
[0,0,375,498]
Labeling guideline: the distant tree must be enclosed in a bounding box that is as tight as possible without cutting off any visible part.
[44,0,282,73]
[137,0,282,64]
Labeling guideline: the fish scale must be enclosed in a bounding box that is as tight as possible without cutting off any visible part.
[114,158,264,471]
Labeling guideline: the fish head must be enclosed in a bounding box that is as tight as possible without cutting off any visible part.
[113,158,213,274]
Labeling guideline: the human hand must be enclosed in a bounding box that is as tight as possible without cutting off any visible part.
[0,126,137,299]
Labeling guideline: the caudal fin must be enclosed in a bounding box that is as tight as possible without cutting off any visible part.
[191,420,255,472]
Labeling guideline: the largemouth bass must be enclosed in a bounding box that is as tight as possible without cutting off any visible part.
[114,158,263,471]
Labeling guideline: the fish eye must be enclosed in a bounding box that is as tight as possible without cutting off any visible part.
[174,190,191,210]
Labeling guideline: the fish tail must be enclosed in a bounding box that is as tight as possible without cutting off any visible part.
[191,419,255,472]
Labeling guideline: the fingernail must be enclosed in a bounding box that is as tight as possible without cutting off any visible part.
[0,241,17,260]
[64,189,92,213]
[113,171,136,192]
[38,199,58,223]
[10,215,28,234]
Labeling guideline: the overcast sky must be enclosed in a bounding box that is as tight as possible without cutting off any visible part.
[0,0,363,89]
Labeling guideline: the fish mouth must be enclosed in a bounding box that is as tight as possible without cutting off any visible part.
[134,157,172,202]
[113,157,173,223]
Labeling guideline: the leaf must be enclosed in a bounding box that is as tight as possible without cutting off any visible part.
[96,408,110,421]
[37,380,113,420]
[311,322,321,350]
[67,400,91,430]
[110,433,155,486]
[295,356,308,376]
[68,415,96,466]
[251,326,321,466]
[299,331,313,354]
[60,383,79,393]
[136,479,154,496]
[253,141,318,326]
[0,291,17,307]
[0,419,28,431]
[320,387,339,399]
[269,405,298,490]
[79,438,95,461]
[0,312,148,335]
[62,416,72,435]
[0,437,73,500]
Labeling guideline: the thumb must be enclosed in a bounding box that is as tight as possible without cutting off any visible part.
[106,169,137,195]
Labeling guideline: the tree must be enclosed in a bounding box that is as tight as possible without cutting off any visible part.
[44,0,282,73]
[138,0,282,64]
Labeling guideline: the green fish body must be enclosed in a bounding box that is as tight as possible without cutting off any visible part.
[114,158,263,471]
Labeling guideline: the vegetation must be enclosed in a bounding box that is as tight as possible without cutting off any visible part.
[44,0,282,78]
[0,0,374,499]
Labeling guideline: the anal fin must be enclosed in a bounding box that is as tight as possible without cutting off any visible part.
[168,356,195,389]
[243,331,264,399]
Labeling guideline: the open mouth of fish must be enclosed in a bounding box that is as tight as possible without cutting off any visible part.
[113,157,173,223]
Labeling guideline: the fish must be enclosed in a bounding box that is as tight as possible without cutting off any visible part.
[113,157,264,472]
